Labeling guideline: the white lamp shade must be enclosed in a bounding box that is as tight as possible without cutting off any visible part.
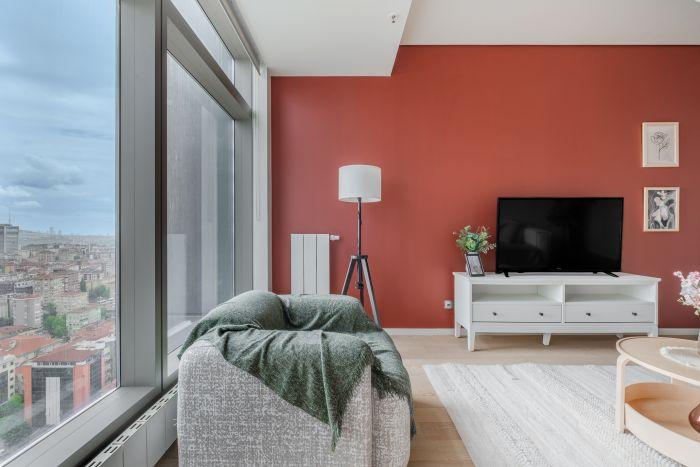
[338,165,381,203]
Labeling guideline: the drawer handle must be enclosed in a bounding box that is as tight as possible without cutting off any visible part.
[538,312,544,317]
[492,312,498,316]
[585,312,591,317]
[632,312,638,316]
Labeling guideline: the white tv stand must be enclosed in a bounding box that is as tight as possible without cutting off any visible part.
[453,272,660,351]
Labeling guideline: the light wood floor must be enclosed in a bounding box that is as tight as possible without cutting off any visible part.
[157,334,631,466]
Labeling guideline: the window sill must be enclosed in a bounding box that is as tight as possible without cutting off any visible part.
[6,386,157,467]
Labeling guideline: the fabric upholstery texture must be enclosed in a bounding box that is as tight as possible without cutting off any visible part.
[178,340,413,466]
[371,390,412,467]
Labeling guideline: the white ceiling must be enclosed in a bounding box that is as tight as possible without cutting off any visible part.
[231,0,700,76]
[403,0,700,45]
[231,0,412,76]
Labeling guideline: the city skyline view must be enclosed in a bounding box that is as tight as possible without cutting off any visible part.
[0,0,119,460]
[0,1,117,236]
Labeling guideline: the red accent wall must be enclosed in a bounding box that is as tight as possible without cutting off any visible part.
[271,46,700,329]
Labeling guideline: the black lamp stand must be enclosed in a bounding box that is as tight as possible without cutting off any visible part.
[341,198,381,327]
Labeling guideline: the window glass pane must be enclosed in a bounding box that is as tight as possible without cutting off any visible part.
[171,0,235,81]
[166,54,234,367]
[0,0,117,460]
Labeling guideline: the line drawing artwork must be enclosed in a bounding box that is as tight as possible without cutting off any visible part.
[642,122,679,167]
[650,131,671,161]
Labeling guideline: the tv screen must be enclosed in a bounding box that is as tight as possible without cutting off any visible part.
[496,198,623,274]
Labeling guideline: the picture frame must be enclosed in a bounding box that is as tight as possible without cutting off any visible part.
[643,187,679,232]
[465,253,485,277]
[642,122,679,167]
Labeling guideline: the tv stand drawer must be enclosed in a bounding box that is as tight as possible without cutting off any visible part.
[565,303,655,323]
[472,304,561,323]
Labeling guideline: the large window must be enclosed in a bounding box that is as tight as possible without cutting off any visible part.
[0,0,118,461]
[0,0,259,463]
[166,54,235,355]
[164,0,251,375]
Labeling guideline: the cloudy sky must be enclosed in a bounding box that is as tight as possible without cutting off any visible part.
[0,1,117,235]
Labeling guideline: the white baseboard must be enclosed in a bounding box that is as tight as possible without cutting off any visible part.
[385,327,699,337]
[384,328,454,336]
[660,328,700,337]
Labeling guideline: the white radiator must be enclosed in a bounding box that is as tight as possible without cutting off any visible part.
[87,385,178,467]
[291,234,339,294]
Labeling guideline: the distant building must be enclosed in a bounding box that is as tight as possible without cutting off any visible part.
[0,296,9,320]
[72,321,117,386]
[0,334,61,368]
[10,295,43,328]
[0,333,61,401]
[0,260,16,274]
[21,345,104,427]
[71,320,115,343]
[0,224,19,255]
[13,280,33,295]
[56,291,88,314]
[33,274,65,306]
[65,305,101,334]
[0,354,16,404]
[37,270,80,295]
[0,325,32,339]
[63,272,80,292]
[0,281,13,295]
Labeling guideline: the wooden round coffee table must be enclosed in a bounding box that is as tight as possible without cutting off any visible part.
[616,336,700,466]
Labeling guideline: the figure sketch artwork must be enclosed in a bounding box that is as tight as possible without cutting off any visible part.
[642,122,679,167]
[644,187,679,232]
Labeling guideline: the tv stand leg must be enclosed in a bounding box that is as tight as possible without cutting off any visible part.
[542,333,551,346]
[603,271,619,278]
[503,271,509,277]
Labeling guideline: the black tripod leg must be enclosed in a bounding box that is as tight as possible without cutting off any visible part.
[360,257,380,327]
[356,257,364,305]
[341,258,356,295]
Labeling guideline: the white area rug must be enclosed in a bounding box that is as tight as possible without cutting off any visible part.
[424,363,679,467]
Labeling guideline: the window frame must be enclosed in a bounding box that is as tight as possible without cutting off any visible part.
[4,0,262,463]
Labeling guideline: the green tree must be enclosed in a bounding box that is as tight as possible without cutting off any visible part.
[0,416,31,447]
[0,395,23,418]
[80,277,87,292]
[44,302,57,315]
[89,285,110,302]
[43,314,68,338]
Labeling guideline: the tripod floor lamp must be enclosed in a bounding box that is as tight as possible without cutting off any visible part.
[339,165,382,327]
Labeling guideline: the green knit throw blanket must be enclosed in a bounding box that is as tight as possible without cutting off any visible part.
[178,290,415,448]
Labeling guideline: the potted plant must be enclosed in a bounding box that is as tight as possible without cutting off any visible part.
[673,270,700,433]
[673,270,700,351]
[454,226,496,277]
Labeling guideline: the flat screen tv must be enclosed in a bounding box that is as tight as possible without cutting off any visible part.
[496,198,623,275]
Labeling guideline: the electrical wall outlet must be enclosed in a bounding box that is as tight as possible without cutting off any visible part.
[443,300,453,310]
